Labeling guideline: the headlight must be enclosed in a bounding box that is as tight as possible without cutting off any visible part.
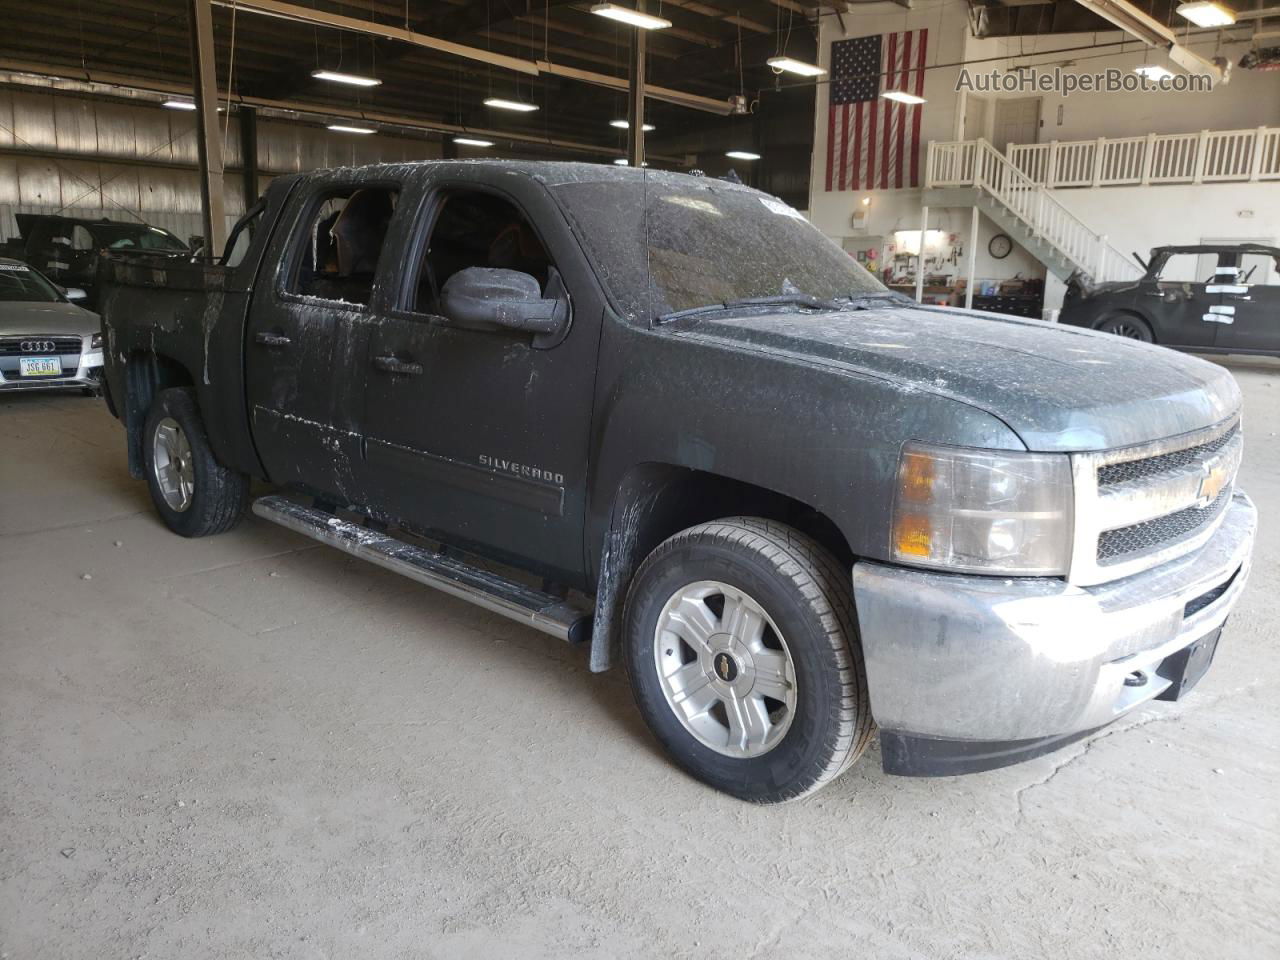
[891,442,1073,576]
[90,333,103,348]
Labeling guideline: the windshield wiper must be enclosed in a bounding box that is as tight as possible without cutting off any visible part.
[659,293,843,323]
[836,291,915,308]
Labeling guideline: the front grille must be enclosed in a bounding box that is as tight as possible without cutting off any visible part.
[0,336,84,356]
[1098,425,1239,486]
[1097,487,1231,564]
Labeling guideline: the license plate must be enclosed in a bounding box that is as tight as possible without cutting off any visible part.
[19,356,62,377]
[1156,627,1222,701]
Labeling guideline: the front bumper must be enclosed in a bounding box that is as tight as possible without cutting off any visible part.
[852,490,1256,776]
[0,351,102,392]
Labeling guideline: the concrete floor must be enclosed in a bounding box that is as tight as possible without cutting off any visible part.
[2,362,1277,960]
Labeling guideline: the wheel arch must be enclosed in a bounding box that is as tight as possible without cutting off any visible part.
[1095,308,1157,343]
[122,351,196,478]
[587,462,854,673]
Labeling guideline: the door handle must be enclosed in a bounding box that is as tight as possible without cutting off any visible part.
[373,355,423,376]
[254,331,292,348]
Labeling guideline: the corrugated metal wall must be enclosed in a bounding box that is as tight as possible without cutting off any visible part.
[0,86,442,244]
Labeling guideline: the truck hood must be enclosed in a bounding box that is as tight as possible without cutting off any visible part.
[0,301,100,336]
[679,305,1239,452]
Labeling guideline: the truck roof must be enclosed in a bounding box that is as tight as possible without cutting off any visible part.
[271,159,759,192]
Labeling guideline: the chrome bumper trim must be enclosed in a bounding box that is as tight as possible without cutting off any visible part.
[852,491,1255,743]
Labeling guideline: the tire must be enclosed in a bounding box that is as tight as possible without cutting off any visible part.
[142,387,249,537]
[623,517,873,803]
[1096,313,1154,342]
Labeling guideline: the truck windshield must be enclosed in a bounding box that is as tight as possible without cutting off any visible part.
[0,263,61,302]
[550,175,885,321]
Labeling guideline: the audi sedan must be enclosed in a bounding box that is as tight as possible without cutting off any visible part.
[0,257,103,394]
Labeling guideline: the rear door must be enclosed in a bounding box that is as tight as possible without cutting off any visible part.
[245,171,405,501]
[359,171,604,584]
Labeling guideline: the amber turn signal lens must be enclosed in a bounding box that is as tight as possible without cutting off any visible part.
[893,513,932,557]
[898,450,936,502]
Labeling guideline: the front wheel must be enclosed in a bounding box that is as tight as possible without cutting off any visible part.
[623,518,873,803]
[142,387,249,537]
[1096,313,1154,342]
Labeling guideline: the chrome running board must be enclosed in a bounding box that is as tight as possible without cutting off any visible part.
[252,495,592,644]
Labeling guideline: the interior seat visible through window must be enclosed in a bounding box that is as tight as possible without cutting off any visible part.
[412,191,551,315]
[293,186,399,306]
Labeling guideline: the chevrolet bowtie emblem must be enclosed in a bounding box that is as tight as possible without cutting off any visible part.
[1197,458,1229,507]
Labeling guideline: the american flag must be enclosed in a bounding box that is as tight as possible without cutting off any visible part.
[825,30,928,192]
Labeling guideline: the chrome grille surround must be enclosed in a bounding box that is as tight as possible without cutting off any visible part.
[1068,413,1242,586]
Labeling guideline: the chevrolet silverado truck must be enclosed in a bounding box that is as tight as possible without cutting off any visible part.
[98,162,1256,803]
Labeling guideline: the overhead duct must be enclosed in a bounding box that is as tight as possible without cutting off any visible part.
[1069,0,1231,83]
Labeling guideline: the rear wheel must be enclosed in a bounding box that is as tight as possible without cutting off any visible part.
[1096,313,1154,342]
[624,518,873,803]
[142,387,249,537]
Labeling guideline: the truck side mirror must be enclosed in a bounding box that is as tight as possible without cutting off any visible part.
[440,267,564,336]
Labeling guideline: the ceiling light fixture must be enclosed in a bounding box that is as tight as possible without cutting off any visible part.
[311,69,382,87]
[1176,0,1236,26]
[327,124,376,134]
[610,119,655,131]
[484,97,539,112]
[725,150,760,161]
[766,56,827,77]
[590,3,673,29]
[453,137,494,147]
[162,99,197,110]
[613,158,630,165]
[880,90,927,105]
[1133,63,1174,80]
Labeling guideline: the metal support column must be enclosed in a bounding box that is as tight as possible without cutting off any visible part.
[965,205,979,310]
[914,205,928,303]
[238,105,259,211]
[189,0,227,259]
[627,2,646,167]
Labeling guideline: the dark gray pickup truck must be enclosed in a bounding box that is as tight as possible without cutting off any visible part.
[98,161,1256,802]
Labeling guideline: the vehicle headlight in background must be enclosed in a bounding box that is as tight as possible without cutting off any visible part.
[891,442,1073,576]
[90,333,103,348]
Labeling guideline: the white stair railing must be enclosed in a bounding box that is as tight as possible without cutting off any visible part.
[927,139,1144,283]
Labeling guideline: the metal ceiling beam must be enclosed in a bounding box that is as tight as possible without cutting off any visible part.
[210,0,731,113]
[0,59,690,163]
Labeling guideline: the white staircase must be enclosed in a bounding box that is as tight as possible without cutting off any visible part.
[925,139,1143,285]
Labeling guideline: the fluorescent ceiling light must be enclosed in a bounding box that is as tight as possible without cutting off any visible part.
[725,150,760,161]
[453,137,494,147]
[613,158,630,165]
[767,56,827,77]
[610,119,656,131]
[590,3,673,29]
[484,97,539,112]
[880,89,927,104]
[1133,64,1174,80]
[1176,1,1236,26]
[311,69,381,87]
[162,99,197,110]
[327,124,376,134]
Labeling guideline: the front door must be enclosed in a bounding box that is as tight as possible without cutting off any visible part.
[360,175,603,584]
[1140,249,1218,349]
[245,174,404,501]
[1209,248,1280,354]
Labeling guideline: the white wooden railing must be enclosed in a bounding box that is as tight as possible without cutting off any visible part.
[926,139,1144,283]
[1000,126,1280,188]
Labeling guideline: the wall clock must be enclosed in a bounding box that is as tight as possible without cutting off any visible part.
[989,233,1013,259]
